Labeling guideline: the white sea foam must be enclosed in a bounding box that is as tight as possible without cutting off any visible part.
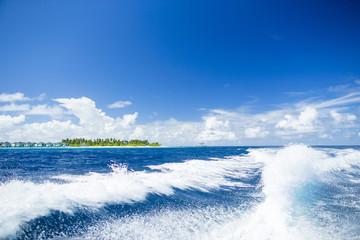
[84,205,246,240]
[84,145,360,240]
[205,144,360,240]
[0,155,258,238]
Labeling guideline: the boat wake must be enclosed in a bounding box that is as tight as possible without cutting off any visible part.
[0,144,359,239]
[0,153,257,238]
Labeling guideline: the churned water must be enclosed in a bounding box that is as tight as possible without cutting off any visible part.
[0,145,359,239]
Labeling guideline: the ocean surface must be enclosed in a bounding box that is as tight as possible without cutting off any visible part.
[0,145,359,240]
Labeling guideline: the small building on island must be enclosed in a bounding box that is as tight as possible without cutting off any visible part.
[35,142,46,147]
[15,142,25,147]
[0,142,70,147]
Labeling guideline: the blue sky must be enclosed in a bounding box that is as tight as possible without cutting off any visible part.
[0,0,360,145]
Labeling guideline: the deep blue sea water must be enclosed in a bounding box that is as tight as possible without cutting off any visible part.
[0,145,359,240]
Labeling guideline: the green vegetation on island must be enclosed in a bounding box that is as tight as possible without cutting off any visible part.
[61,138,161,147]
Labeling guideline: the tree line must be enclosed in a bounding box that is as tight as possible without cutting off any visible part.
[61,138,161,147]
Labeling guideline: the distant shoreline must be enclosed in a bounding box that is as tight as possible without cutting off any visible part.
[0,145,360,150]
[0,139,162,148]
[0,145,167,149]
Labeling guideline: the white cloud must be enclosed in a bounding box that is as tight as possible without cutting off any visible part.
[26,105,66,117]
[129,127,145,139]
[130,119,199,146]
[54,97,113,125]
[330,110,342,122]
[319,133,331,139]
[118,113,138,128]
[122,116,238,146]
[0,115,25,129]
[0,97,140,142]
[344,114,356,121]
[0,92,45,102]
[108,101,132,109]
[210,109,238,118]
[52,97,138,136]
[275,107,318,134]
[0,104,30,112]
[330,110,357,123]
[245,127,269,138]
[36,93,46,101]
[205,116,229,129]
[0,93,31,102]
[8,120,80,142]
[197,116,236,142]
[0,102,66,118]
[314,92,360,108]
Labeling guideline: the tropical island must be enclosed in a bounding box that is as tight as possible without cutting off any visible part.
[61,138,161,147]
[0,139,161,148]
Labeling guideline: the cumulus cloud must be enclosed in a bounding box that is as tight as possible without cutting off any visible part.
[120,113,138,127]
[143,118,204,146]
[0,115,25,129]
[55,97,138,128]
[245,127,269,138]
[197,116,236,142]
[330,110,357,123]
[275,107,318,134]
[108,100,132,109]
[129,126,145,139]
[54,97,108,124]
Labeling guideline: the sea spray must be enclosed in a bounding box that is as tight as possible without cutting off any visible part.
[206,144,360,240]
[242,145,323,239]
[0,154,256,238]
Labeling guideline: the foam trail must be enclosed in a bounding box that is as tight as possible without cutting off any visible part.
[0,155,258,238]
[84,205,246,240]
[82,146,360,240]
[205,144,360,240]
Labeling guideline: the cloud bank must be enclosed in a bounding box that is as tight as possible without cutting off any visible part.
[0,89,359,146]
